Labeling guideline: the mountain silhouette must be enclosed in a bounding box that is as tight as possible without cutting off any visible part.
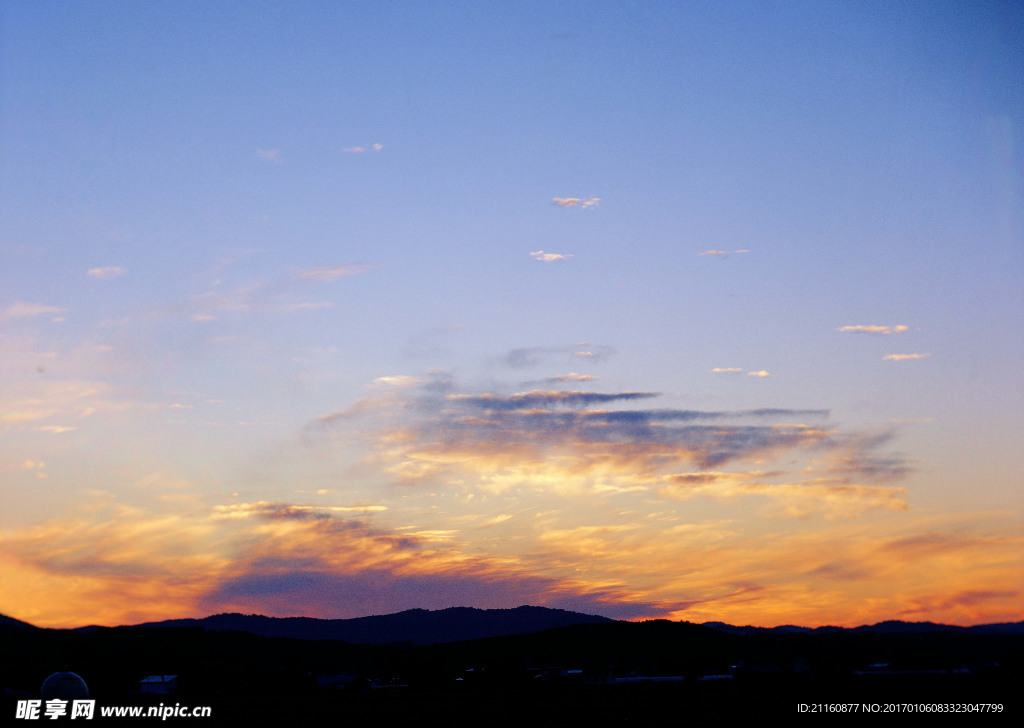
[76,605,615,645]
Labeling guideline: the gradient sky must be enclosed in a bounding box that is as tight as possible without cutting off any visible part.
[2,1,1022,629]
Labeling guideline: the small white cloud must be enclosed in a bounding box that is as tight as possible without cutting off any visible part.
[530,250,573,262]
[712,367,744,374]
[257,149,283,163]
[747,370,771,378]
[3,302,67,319]
[552,197,600,209]
[87,267,126,279]
[837,325,909,335]
[883,353,931,361]
[343,143,383,154]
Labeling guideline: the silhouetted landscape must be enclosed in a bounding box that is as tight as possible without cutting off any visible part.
[3,607,1019,725]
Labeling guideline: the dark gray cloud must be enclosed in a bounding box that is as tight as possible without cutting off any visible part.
[447,390,658,411]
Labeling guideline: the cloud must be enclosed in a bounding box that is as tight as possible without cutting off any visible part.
[712,367,743,374]
[883,353,931,361]
[313,377,845,488]
[539,373,597,383]
[342,143,384,153]
[747,370,771,378]
[529,250,573,262]
[552,197,599,208]
[500,343,615,369]
[87,267,126,279]
[659,476,908,520]
[211,501,387,519]
[823,431,915,483]
[3,302,67,319]
[0,498,669,625]
[446,389,658,411]
[837,325,909,335]
[293,264,376,282]
[256,149,282,163]
[698,249,749,257]
[179,263,376,322]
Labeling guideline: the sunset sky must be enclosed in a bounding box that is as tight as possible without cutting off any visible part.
[2,1,1022,629]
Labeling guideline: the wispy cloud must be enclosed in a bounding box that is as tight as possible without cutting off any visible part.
[87,267,126,279]
[293,264,376,282]
[256,149,283,163]
[659,474,908,520]
[540,373,597,383]
[529,250,573,262]
[500,343,615,369]
[0,499,668,625]
[712,367,744,374]
[177,263,375,322]
[552,197,600,208]
[747,370,771,378]
[698,249,749,257]
[883,353,931,361]
[3,302,67,319]
[837,325,909,335]
[342,143,384,153]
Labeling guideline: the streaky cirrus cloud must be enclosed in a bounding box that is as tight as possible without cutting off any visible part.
[539,373,597,383]
[3,302,67,319]
[529,250,573,262]
[292,264,376,282]
[552,197,600,208]
[747,370,771,378]
[87,267,126,279]
[170,262,376,322]
[659,475,908,521]
[712,367,744,374]
[837,325,909,334]
[883,353,931,361]
[698,249,749,257]
[500,343,615,369]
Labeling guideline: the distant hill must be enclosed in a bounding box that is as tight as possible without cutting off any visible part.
[82,606,616,645]
[0,613,38,630]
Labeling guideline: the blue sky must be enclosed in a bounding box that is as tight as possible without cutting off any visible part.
[2,1,1022,627]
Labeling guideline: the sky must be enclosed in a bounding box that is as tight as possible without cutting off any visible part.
[1,1,1022,629]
